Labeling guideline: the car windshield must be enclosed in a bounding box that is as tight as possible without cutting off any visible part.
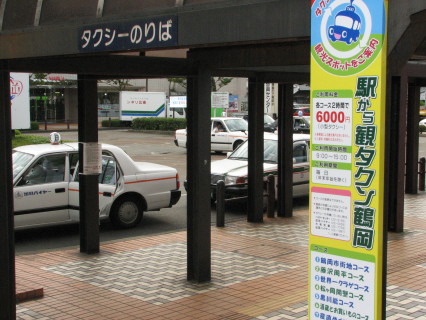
[229,139,278,163]
[264,114,274,124]
[12,151,34,179]
[223,119,248,132]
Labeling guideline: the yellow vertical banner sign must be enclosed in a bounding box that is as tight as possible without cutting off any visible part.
[309,0,387,319]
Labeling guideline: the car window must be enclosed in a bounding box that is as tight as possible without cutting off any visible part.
[72,151,118,183]
[19,154,66,185]
[69,153,79,180]
[264,114,274,125]
[294,118,308,128]
[223,119,248,132]
[12,151,34,180]
[99,156,117,185]
[264,140,278,163]
[174,108,184,116]
[229,139,278,163]
[212,121,226,132]
[293,143,308,163]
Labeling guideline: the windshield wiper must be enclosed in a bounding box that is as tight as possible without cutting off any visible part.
[229,156,248,160]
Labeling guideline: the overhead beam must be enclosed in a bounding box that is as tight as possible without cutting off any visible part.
[404,62,426,79]
[388,9,426,75]
[212,70,310,83]
[8,55,194,77]
[189,41,310,69]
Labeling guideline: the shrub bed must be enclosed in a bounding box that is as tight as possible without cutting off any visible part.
[101,119,131,127]
[30,121,39,130]
[132,118,187,131]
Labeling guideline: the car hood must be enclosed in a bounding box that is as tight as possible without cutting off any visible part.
[134,162,177,174]
[211,158,276,177]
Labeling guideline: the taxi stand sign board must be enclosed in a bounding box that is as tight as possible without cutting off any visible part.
[309,1,387,319]
[82,143,102,175]
[10,72,30,130]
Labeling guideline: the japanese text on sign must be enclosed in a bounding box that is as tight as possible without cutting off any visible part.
[311,187,351,241]
[82,143,102,175]
[310,247,375,320]
[313,39,380,72]
[79,16,178,53]
[312,91,353,188]
[352,76,378,251]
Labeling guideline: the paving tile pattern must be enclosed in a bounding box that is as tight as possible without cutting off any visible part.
[13,193,426,320]
[404,193,426,218]
[386,285,426,319]
[42,242,295,305]
[254,301,308,319]
[225,223,309,247]
[17,306,51,320]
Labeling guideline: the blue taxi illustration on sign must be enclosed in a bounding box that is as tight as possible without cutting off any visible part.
[328,0,361,45]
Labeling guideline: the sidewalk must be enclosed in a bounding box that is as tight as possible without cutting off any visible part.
[15,194,426,320]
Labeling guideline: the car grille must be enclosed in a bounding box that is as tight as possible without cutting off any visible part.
[211,174,225,185]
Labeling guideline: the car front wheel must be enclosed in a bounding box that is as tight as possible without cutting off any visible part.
[110,196,143,228]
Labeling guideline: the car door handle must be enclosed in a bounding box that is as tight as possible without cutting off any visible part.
[103,192,112,197]
[55,188,66,193]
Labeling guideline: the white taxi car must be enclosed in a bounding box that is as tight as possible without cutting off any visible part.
[210,134,310,199]
[174,117,248,152]
[13,142,181,229]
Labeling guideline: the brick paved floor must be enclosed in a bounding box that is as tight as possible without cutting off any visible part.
[14,193,426,319]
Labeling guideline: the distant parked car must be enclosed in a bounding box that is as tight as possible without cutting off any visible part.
[293,106,310,117]
[239,113,277,132]
[13,141,181,229]
[420,118,426,132]
[174,117,248,153]
[210,134,310,200]
[264,116,310,133]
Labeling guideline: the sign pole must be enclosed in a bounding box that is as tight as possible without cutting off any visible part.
[309,1,388,319]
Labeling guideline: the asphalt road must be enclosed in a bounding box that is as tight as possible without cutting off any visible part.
[14,130,258,254]
[17,129,425,254]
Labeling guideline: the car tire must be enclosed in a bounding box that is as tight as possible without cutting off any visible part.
[110,196,143,228]
[233,140,243,150]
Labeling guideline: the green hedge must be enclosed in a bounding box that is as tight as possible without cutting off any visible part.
[101,119,131,127]
[132,118,187,131]
[30,121,39,130]
[420,124,426,133]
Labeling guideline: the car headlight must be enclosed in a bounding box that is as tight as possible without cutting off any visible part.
[225,176,237,185]
[225,176,246,185]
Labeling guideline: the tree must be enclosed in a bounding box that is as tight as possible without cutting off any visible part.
[99,79,132,91]
[211,77,233,92]
[29,73,48,85]
[30,73,76,86]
